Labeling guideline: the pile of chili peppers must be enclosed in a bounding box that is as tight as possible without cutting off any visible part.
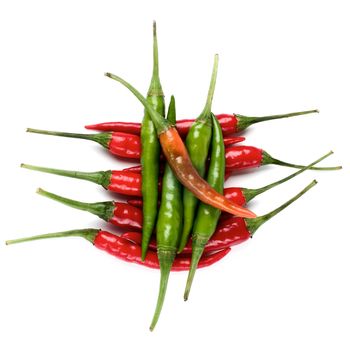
[6,22,342,331]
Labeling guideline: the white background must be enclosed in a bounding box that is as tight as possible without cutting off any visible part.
[0,0,349,349]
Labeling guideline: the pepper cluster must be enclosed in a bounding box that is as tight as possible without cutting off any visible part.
[6,22,341,331]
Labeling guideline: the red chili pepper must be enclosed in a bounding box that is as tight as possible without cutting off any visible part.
[122,146,340,172]
[225,146,341,171]
[85,110,318,135]
[6,229,230,271]
[123,180,317,254]
[26,126,243,161]
[26,129,141,159]
[37,188,143,231]
[21,164,143,197]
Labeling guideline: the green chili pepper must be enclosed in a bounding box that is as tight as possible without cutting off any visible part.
[184,112,225,301]
[141,21,165,260]
[149,96,183,331]
[177,54,219,253]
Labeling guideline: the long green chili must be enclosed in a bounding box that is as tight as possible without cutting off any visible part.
[184,113,225,300]
[177,54,219,253]
[141,21,165,260]
[150,96,183,331]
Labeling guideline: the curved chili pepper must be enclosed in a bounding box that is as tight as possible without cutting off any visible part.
[123,180,318,257]
[36,188,142,230]
[26,129,141,159]
[140,22,166,260]
[85,110,318,135]
[150,96,183,331]
[5,229,230,271]
[105,72,256,218]
[184,113,225,299]
[179,55,219,253]
[127,148,331,212]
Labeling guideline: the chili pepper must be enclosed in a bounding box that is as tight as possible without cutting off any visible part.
[85,110,318,135]
[21,150,333,203]
[184,112,225,297]
[5,229,230,271]
[36,188,142,230]
[121,145,340,172]
[225,145,341,171]
[26,129,141,159]
[25,131,337,172]
[178,55,218,253]
[122,176,316,256]
[105,71,256,218]
[127,148,331,210]
[183,180,317,300]
[140,22,166,260]
[21,163,143,197]
[150,96,183,331]
[26,126,243,160]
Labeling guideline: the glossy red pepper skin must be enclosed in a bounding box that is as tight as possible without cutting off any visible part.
[93,231,230,271]
[224,145,263,170]
[121,216,250,255]
[108,132,141,159]
[109,132,244,160]
[107,171,142,196]
[110,203,142,230]
[223,187,246,206]
[120,145,263,171]
[86,114,239,136]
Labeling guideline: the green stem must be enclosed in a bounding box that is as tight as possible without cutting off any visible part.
[243,151,333,202]
[262,151,342,171]
[236,109,319,131]
[21,163,112,189]
[246,180,317,235]
[5,228,99,245]
[26,128,111,148]
[149,250,175,331]
[199,54,219,120]
[105,73,171,134]
[147,21,163,97]
[184,235,208,301]
[36,188,114,221]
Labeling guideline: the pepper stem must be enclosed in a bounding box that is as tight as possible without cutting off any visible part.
[236,109,319,131]
[246,180,317,235]
[184,235,208,301]
[262,151,342,171]
[5,228,99,245]
[199,54,219,120]
[36,188,114,222]
[105,73,171,134]
[147,21,163,97]
[243,151,333,202]
[20,163,112,189]
[149,249,175,331]
[26,128,111,149]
